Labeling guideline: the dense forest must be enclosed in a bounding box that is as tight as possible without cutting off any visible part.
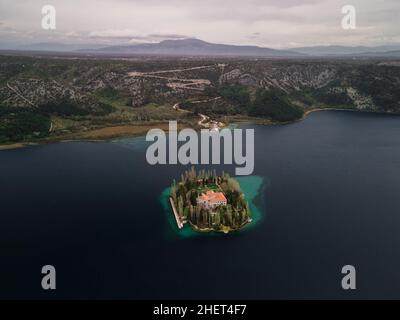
[201,85,305,122]
[205,85,251,107]
[0,106,51,143]
[248,89,305,121]
[0,98,113,143]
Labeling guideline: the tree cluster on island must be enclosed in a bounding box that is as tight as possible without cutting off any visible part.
[170,167,252,233]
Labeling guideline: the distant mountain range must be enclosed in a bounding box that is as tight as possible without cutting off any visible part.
[16,42,105,52]
[5,39,400,58]
[287,45,400,56]
[80,38,302,57]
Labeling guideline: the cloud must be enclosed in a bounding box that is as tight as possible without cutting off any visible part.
[0,0,399,49]
[0,20,17,34]
[88,29,190,44]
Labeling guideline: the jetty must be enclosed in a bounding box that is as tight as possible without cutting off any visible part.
[169,197,184,229]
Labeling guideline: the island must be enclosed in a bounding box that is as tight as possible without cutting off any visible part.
[169,167,252,234]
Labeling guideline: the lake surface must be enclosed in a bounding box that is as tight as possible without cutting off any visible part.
[1,110,400,299]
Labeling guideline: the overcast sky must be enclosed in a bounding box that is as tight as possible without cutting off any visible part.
[0,0,399,49]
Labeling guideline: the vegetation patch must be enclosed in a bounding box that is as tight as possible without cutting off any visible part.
[248,89,304,122]
[311,82,354,108]
[94,87,131,107]
[39,99,113,116]
[0,107,51,143]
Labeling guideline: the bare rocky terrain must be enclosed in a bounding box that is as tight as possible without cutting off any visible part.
[1,54,400,144]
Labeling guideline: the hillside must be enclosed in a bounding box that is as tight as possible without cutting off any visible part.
[1,55,400,144]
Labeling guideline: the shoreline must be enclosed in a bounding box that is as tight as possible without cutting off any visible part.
[302,107,400,119]
[2,108,399,151]
[303,107,358,118]
[0,122,185,151]
[187,219,252,234]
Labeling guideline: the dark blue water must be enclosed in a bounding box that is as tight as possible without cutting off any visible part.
[1,110,400,299]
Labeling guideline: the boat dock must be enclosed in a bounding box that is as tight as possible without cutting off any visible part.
[169,197,184,229]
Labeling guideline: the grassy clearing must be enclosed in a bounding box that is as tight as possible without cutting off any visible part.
[93,87,131,108]
[196,183,221,194]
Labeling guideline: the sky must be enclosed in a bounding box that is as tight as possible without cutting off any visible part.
[0,0,399,49]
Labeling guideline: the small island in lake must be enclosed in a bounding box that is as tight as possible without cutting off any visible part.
[169,168,252,234]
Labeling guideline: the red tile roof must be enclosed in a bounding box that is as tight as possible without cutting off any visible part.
[198,190,227,203]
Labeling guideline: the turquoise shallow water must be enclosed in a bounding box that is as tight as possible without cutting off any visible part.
[112,135,150,151]
[112,124,238,152]
[160,175,265,238]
